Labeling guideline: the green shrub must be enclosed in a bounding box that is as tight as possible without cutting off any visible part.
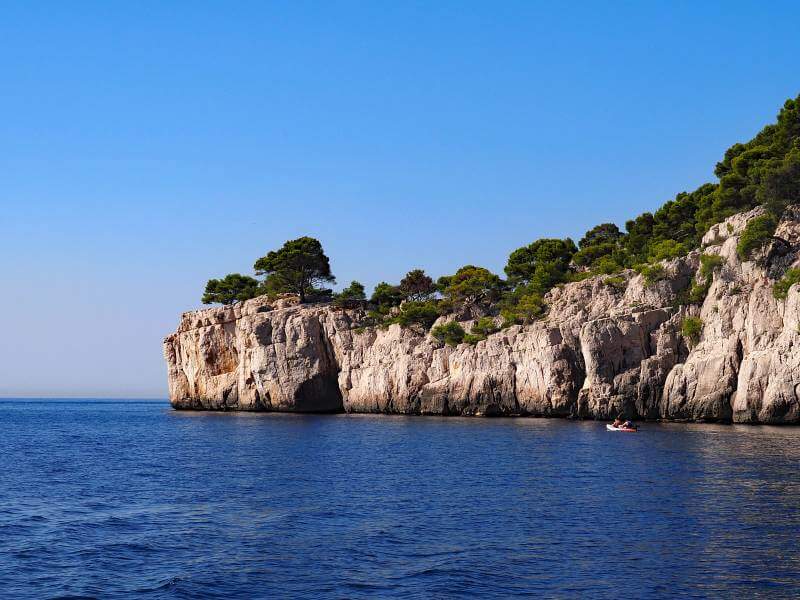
[463,333,485,345]
[603,275,627,289]
[773,268,800,300]
[202,273,260,305]
[681,316,703,344]
[566,271,593,282]
[305,287,334,303]
[370,282,404,308]
[648,239,686,262]
[515,294,545,323]
[699,253,723,279]
[592,255,623,275]
[519,293,546,320]
[462,317,500,344]
[636,264,666,285]
[333,280,366,307]
[500,292,546,326]
[395,301,440,328]
[436,297,454,315]
[737,214,778,260]
[689,281,710,303]
[399,269,435,301]
[671,289,690,308]
[499,307,517,328]
[367,308,387,321]
[504,238,576,293]
[438,265,504,308]
[431,321,466,346]
[685,253,723,305]
[471,317,499,337]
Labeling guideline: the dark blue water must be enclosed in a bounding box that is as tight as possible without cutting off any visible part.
[2,400,800,598]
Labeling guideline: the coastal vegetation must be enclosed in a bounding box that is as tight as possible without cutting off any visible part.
[203,95,800,337]
[637,264,666,286]
[333,281,366,308]
[431,321,466,346]
[430,316,501,347]
[737,214,779,260]
[253,236,335,304]
[399,269,436,301]
[688,253,724,303]
[202,274,260,305]
[681,316,704,345]
[773,268,800,300]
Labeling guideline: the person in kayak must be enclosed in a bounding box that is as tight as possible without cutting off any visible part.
[612,416,635,429]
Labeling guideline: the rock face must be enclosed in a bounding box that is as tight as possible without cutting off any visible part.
[164,208,800,423]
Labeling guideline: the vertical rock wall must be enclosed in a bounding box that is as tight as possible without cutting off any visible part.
[164,208,800,423]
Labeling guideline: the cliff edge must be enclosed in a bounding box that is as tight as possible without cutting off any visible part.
[164,208,800,423]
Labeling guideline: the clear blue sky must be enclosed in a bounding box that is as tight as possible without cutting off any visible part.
[2,1,798,397]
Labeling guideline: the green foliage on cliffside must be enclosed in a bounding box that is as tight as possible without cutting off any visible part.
[699,253,724,279]
[563,96,800,277]
[202,274,260,305]
[438,266,505,308]
[774,268,800,300]
[499,290,545,325]
[686,253,724,304]
[461,317,500,344]
[737,214,779,260]
[393,301,440,329]
[603,275,627,289]
[369,282,404,309]
[681,316,703,345]
[202,95,800,327]
[431,321,466,346]
[333,281,366,308]
[471,317,499,337]
[504,238,577,293]
[253,237,336,303]
[636,264,666,286]
[399,269,436,301]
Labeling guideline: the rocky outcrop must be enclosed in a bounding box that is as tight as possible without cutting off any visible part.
[164,208,800,423]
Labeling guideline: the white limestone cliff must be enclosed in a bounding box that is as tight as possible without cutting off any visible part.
[164,207,800,423]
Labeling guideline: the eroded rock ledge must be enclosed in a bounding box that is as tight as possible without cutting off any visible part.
[164,208,800,423]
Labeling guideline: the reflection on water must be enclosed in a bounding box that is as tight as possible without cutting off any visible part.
[1,400,799,598]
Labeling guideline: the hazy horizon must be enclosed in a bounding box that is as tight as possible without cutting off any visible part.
[3,2,799,397]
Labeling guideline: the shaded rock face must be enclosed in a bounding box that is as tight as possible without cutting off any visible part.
[164,207,800,423]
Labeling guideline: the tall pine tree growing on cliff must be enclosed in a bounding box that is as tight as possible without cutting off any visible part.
[253,237,336,303]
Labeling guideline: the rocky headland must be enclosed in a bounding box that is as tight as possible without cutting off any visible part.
[165,207,800,424]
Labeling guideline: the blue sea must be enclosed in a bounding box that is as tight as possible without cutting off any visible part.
[1,400,799,598]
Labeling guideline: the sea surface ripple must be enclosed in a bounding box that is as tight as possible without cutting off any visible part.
[1,400,799,598]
